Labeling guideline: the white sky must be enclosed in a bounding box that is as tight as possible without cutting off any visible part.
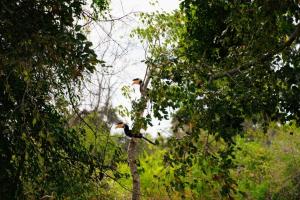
[86,0,180,137]
[110,0,179,14]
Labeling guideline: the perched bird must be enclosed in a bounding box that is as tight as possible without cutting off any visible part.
[115,122,156,145]
[132,78,150,95]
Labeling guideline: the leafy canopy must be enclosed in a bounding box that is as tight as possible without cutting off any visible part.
[0,0,111,198]
[135,0,300,197]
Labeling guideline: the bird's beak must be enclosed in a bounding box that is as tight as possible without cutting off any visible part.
[115,124,124,128]
[132,80,140,85]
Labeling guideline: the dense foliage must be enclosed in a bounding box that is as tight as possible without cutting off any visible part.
[0,0,112,198]
[111,124,300,200]
[134,0,300,198]
[2,0,300,199]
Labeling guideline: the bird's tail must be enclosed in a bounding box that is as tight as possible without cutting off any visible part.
[142,136,156,145]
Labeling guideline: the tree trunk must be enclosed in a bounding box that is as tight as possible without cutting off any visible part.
[128,138,140,200]
[127,66,152,200]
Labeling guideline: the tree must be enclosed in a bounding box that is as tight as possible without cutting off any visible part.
[0,0,109,198]
[135,0,300,197]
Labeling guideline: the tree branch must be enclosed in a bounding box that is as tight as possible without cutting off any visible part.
[282,23,300,49]
[210,23,300,82]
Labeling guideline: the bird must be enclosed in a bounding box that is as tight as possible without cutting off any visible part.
[132,78,150,95]
[115,122,156,145]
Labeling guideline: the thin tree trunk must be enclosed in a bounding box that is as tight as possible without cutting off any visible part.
[128,138,140,200]
[127,66,152,200]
